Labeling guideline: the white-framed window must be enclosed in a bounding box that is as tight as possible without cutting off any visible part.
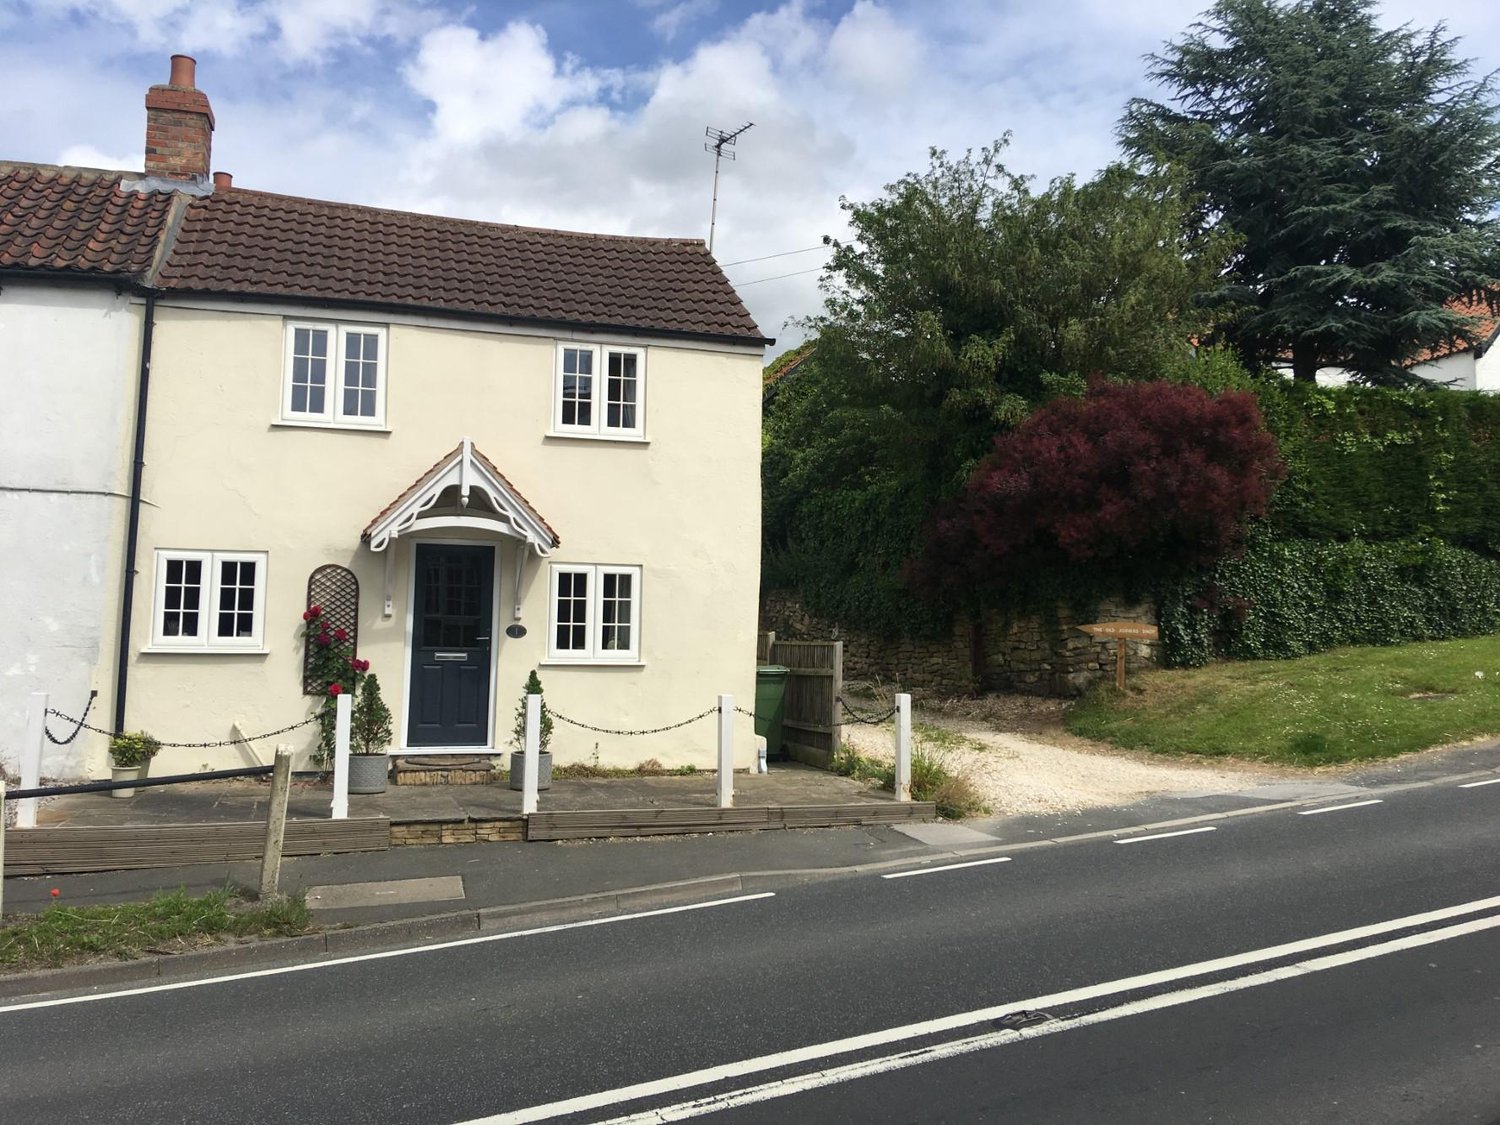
[151,550,268,650]
[547,564,642,661]
[552,344,646,438]
[282,321,388,427]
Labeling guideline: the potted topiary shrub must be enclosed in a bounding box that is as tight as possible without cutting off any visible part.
[348,673,394,794]
[508,670,553,790]
[108,731,160,799]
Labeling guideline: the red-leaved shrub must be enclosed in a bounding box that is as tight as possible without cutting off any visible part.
[914,380,1284,598]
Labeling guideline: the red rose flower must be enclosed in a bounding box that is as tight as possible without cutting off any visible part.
[334,628,349,642]
[359,659,371,672]
[316,632,332,647]
[330,683,343,696]
[308,605,323,618]
[301,610,311,622]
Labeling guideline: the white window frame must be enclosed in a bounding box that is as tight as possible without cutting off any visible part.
[551,343,646,439]
[546,563,642,662]
[281,321,388,428]
[150,549,268,651]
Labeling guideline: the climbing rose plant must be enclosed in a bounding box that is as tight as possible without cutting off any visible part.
[301,604,370,766]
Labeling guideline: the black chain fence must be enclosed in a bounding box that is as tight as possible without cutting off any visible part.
[44,707,321,749]
[837,696,900,725]
[546,705,719,737]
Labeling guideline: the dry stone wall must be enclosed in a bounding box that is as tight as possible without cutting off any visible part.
[760,591,1160,697]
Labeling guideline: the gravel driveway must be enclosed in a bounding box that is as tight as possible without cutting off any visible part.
[838,695,1296,816]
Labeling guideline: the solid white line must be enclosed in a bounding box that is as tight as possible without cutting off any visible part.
[460,893,1500,1124]
[1458,778,1500,789]
[592,913,1500,1124]
[1113,826,1217,844]
[882,857,1013,880]
[1298,799,1383,816]
[0,893,776,1015]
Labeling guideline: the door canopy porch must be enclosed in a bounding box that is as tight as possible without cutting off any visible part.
[363,438,560,555]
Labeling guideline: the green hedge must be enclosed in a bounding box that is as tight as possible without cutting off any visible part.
[1255,383,1500,551]
[1161,536,1500,666]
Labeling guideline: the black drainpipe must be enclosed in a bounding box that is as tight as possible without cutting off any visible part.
[114,290,157,734]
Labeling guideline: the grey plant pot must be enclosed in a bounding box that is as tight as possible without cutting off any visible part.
[508,750,553,791]
[109,764,142,799]
[348,753,390,794]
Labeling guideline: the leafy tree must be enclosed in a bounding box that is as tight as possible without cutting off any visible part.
[763,142,1231,634]
[1121,0,1500,384]
[912,381,1284,604]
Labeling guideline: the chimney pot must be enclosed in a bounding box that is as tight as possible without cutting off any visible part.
[169,54,197,88]
[213,171,233,190]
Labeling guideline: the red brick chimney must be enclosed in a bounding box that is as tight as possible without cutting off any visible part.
[144,55,215,182]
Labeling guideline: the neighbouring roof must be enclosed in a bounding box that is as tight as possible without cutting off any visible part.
[0,162,178,281]
[1407,295,1500,365]
[155,186,771,345]
[363,439,560,555]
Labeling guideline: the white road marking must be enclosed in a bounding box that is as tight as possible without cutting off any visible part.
[462,894,1500,1124]
[1298,799,1383,816]
[1113,826,1217,844]
[589,914,1500,1124]
[881,857,1013,880]
[0,893,776,1014]
[1458,778,1500,789]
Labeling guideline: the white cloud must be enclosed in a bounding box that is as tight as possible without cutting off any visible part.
[403,22,612,145]
[640,0,719,42]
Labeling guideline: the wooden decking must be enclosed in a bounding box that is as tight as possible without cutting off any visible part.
[3,818,390,875]
[525,802,937,841]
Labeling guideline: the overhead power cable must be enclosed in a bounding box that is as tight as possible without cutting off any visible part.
[734,266,825,287]
[721,245,828,268]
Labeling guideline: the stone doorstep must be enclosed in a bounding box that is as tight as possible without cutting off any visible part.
[391,754,500,786]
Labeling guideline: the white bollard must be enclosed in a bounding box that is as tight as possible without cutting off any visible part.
[0,776,6,915]
[894,693,912,802]
[330,693,352,820]
[522,693,541,816]
[717,694,734,808]
[18,692,47,829]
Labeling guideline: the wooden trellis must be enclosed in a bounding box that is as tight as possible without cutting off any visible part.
[302,565,359,695]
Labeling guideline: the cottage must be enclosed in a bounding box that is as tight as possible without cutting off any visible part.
[1,56,770,777]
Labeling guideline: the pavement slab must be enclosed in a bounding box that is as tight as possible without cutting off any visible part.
[306,875,466,910]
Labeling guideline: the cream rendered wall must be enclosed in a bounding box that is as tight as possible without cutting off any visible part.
[125,304,763,774]
[0,282,140,776]
[1475,346,1499,392]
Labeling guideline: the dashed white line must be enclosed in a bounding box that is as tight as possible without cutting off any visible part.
[882,857,1013,880]
[1297,799,1383,816]
[1458,778,1500,789]
[1114,826,1217,845]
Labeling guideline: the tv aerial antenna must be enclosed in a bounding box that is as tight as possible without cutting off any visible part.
[704,122,753,254]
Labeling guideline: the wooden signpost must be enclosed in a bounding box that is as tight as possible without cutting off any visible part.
[1078,622,1160,690]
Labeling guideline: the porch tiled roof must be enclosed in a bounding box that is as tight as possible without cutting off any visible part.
[0,162,177,279]
[362,442,560,549]
[156,186,770,344]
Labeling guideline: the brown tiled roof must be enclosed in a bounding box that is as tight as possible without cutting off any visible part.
[0,162,178,280]
[157,187,770,344]
[1406,295,1500,365]
[363,442,560,548]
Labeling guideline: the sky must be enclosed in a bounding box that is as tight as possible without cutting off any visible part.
[2,1,1497,355]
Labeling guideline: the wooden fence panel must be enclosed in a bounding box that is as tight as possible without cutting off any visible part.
[768,639,842,769]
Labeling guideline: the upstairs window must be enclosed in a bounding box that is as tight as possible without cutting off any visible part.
[151,550,267,650]
[553,344,645,438]
[282,322,387,427]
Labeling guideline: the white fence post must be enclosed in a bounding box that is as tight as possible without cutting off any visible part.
[522,693,541,816]
[717,694,734,809]
[18,692,47,830]
[330,694,352,820]
[0,776,6,915]
[894,693,912,802]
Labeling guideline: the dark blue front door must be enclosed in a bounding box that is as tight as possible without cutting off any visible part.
[408,544,493,746]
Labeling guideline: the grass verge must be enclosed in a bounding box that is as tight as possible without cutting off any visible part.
[0,887,313,971]
[1066,633,1500,766]
[831,742,988,819]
